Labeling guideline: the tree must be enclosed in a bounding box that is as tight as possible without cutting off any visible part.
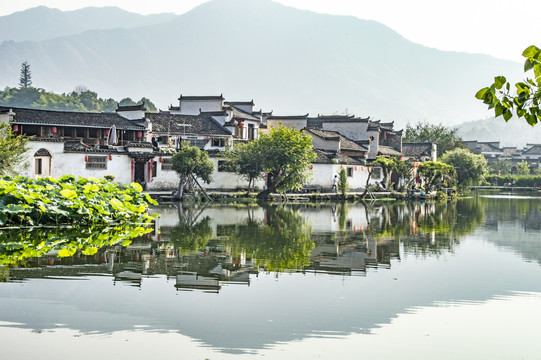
[225,141,265,192]
[18,62,32,88]
[171,146,214,199]
[439,148,488,187]
[255,124,316,198]
[476,45,541,126]
[337,167,348,197]
[489,158,512,175]
[417,161,456,189]
[0,122,29,175]
[515,160,531,175]
[403,121,463,157]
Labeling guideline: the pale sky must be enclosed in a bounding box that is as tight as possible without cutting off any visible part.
[1,0,540,63]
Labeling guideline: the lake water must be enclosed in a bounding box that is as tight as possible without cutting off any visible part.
[1,193,541,359]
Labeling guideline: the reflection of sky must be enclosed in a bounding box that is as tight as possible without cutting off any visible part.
[1,236,541,353]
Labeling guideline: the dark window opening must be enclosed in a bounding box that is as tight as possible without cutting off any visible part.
[347,167,353,177]
[35,158,42,175]
[86,156,107,170]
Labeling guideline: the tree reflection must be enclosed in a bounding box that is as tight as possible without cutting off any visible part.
[367,199,485,256]
[216,206,314,272]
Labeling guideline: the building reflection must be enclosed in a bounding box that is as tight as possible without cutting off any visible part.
[3,199,484,286]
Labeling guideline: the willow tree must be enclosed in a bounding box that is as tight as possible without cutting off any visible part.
[171,146,214,199]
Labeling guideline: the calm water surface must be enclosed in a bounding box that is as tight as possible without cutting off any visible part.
[1,194,541,359]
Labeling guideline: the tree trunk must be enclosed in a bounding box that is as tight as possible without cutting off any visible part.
[360,169,373,199]
[176,175,185,200]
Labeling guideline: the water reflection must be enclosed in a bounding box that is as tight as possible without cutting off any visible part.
[1,195,541,355]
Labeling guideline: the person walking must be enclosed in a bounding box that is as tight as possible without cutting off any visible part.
[331,175,337,192]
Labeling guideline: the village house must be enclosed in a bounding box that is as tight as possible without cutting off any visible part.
[463,140,541,172]
[3,92,437,192]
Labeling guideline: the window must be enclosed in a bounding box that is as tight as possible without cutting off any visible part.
[86,156,107,170]
[347,167,353,177]
[212,138,226,147]
[88,128,99,138]
[76,127,86,138]
[161,157,173,171]
[218,160,234,172]
[35,158,42,175]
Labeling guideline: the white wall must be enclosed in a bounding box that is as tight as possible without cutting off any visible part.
[179,100,223,115]
[306,163,383,190]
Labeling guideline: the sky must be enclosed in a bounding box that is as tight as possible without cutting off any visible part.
[1,0,540,63]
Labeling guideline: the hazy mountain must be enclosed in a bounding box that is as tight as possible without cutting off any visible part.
[0,0,524,127]
[456,117,541,148]
[0,6,176,43]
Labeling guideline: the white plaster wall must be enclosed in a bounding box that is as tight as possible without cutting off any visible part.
[267,119,307,131]
[306,163,383,190]
[311,136,340,152]
[179,100,223,115]
[23,141,134,183]
[117,110,145,120]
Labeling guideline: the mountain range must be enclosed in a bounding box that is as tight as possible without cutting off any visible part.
[0,0,527,133]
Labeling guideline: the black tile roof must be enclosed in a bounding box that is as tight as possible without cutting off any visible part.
[225,100,254,106]
[229,106,260,122]
[116,104,145,112]
[4,107,146,131]
[145,112,231,136]
[268,114,309,120]
[178,94,224,101]
[402,143,433,157]
[313,149,363,164]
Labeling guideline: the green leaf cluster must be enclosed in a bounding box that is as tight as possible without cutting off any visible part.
[224,141,265,190]
[0,175,158,227]
[476,45,541,126]
[337,168,349,196]
[418,161,457,188]
[0,122,29,176]
[236,124,316,194]
[439,148,488,187]
[171,146,214,184]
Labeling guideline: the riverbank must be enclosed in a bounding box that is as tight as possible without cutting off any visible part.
[146,190,440,203]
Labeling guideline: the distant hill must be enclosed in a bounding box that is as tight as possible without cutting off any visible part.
[456,117,541,148]
[0,0,524,127]
[0,6,176,43]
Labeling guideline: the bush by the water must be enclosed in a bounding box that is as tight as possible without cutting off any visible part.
[485,174,541,187]
[0,175,158,227]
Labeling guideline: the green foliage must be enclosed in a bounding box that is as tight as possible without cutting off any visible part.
[118,96,157,112]
[256,124,316,194]
[489,158,512,175]
[0,175,158,227]
[476,45,541,126]
[171,146,214,184]
[170,216,214,255]
[403,121,463,157]
[337,168,348,197]
[0,122,29,176]
[0,86,156,113]
[516,160,531,175]
[225,141,265,190]
[417,161,457,188]
[19,62,32,89]
[485,174,541,187]
[440,148,488,187]
[0,224,151,265]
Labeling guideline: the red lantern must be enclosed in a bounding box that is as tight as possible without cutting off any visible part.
[108,154,113,161]
[51,126,57,134]
[233,120,238,125]
[84,155,89,162]
[137,131,143,138]
[105,129,110,136]
[206,136,210,140]
[361,166,364,171]
[12,124,19,132]
[159,157,163,163]
[239,122,244,127]
[354,166,358,171]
